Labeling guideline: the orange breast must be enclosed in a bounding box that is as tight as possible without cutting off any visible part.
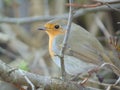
[49,35,55,57]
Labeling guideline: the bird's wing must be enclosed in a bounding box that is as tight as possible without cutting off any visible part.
[53,23,111,65]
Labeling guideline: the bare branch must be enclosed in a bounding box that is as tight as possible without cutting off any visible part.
[0,60,84,90]
[0,5,118,24]
[66,0,120,8]
[59,0,74,80]
[18,69,35,90]
[95,15,111,39]
[0,60,120,90]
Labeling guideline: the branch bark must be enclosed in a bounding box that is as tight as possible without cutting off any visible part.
[59,0,73,80]
[0,60,83,90]
[66,0,120,8]
[0,60,120,90]
[0,5,118,24]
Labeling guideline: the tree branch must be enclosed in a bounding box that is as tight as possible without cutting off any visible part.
[59,0,74,80]
[0,60,83,90]
[0,60,120,90]
[0,5,118,24]
[66,0,120,8]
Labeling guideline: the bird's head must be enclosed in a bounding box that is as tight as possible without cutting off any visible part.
[38,19,67,37]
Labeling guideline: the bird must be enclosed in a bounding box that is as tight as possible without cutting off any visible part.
[38,19,120,76]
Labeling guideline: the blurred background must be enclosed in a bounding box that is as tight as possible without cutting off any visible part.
[0,0,120,90]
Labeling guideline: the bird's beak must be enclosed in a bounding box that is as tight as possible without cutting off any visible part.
[37,27,46,31]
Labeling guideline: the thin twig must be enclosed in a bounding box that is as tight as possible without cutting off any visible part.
[66,2,102,8]
[105,2,120,12]
[106,85,112,90]
[95,15,120,57]
[18,69,35,90]
[0,6,118,24]
[99,63,120,76]
[117,22,120,24]
[99,63,120,90]
[95,15,111,39]
[0,47,17,59]
[114,77,120,85]
[59,0,73,80]
[66,0,120,8]
[44,0,49,16]
[106,77,120,90]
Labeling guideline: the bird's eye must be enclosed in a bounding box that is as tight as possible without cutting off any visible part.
[54,25,60,29]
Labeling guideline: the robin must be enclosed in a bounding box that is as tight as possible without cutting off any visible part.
[38,19,120,76]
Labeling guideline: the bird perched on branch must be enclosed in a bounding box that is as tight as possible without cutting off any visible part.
[38,19,120,76]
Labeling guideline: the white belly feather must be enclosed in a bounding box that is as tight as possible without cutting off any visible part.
[53,55,97,75]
